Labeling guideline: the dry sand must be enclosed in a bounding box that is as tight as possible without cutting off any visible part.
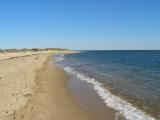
[0,51,91,120]
[0,50,76,61]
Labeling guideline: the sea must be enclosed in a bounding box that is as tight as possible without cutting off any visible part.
[54,50,160,120]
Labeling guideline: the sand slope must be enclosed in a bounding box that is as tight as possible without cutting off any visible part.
[13,61,91,120]
[0,51,91,120]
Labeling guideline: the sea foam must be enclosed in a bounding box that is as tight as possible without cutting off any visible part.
[54,54,65,62]
[64,66,155,120]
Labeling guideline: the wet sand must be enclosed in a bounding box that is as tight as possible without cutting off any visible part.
[67,71,125,120]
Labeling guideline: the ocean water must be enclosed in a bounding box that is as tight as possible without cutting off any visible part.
[55,51,160,120]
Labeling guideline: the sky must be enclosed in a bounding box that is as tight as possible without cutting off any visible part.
[0,0,160,50]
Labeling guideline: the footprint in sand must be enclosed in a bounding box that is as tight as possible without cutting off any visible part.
[31,106,34,111]
[21,114,24,119]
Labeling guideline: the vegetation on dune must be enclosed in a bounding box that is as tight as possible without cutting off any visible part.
[0,49,3,53]
[1,48,69,53]
[0,49,5,54]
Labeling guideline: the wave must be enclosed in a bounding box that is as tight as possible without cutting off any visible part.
[53,54,65,62]
[64,66,155,120]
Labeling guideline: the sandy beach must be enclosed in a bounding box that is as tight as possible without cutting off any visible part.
[0,50,157,120]
[0,51,92,120]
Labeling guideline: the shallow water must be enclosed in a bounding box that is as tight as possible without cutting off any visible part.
[55,50,160,120]
[67,72,117,120]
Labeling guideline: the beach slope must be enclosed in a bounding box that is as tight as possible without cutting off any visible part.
[0,51,90,120]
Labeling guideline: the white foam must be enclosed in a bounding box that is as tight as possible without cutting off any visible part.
[54,54,65,62]
[64,67,155,120]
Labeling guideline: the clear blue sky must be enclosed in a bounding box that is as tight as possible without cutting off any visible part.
[0,0,160,50]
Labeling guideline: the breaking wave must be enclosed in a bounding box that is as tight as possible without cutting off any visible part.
[64,66,155,120]
[54,54,65,62]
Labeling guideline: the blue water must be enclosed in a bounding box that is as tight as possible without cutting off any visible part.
[56,50,160,120]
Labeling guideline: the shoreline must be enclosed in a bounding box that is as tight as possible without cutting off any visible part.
[0,51,155,120]
[57,53,156,120]
[66,69,117,120]
[63,66,156,120]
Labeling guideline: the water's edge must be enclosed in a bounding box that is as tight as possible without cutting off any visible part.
[54,53,156,120]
